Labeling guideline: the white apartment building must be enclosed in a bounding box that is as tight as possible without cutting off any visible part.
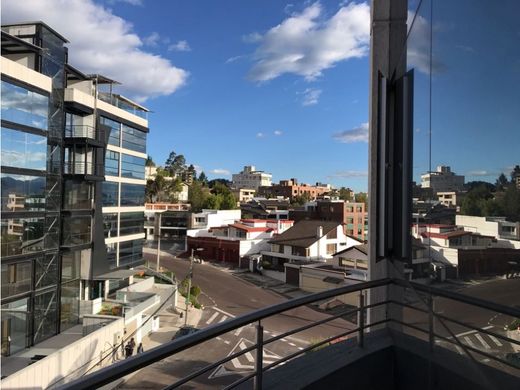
[232,165,272,190]
[421,165,465,192]
[456,215,520,247]
[187,209,241,237]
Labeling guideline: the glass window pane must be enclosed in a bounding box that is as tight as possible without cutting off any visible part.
[100,116,121,147]
[61,251,81,282]
[106,242,117,269]
[1,298,29,356]
[102,181,119,207]
[63,181,93,209]
[120,183,145,206]
[62,216,91,246]
[1,261,32,298]
[103,213,118,238]
[1,81,49,130]
[1,127,47,170]
[0,217,45,257]
[105,150,120,176]
[121,124,146,153]
[1,173,46,212]
[33,290,57,343]
[119,239,143,267]
[34,255,59,290]
[121,154,145,180]
[60,279,80,330]
[119,212,144,236]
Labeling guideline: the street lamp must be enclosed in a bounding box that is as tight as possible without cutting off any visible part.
[185,247,203,326]
[156,212,162,272]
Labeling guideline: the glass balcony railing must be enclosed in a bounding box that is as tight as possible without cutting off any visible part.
[98,93,148,120]
[63,162,104,177]
[64,125,96,139]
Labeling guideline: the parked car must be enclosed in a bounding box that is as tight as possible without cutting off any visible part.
[172,326,199,340]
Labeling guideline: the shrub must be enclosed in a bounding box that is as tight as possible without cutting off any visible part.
[190,285,201,298]
[506,318,520,331]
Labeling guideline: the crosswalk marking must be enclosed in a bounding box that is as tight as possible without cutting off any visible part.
[206,312,219,324]
[218,315,228,323]
[288,342,296,347]
[474,334,491,349]
[463,336,476,349]
[234,327,244,336]
[488,335,503,347]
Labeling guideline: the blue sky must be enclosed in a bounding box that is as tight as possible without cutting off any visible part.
[2,0,372,191]
[3,0,518,192]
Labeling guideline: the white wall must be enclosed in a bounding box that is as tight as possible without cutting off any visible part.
[1,317,125,390]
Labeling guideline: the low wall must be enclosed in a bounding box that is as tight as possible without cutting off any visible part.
[79,297,103,317]
[116,277,154,298]
[1,316,125,390]
[263,269,286,282]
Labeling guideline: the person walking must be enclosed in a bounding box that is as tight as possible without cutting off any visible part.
[137,342,144,353]
[124,342,132,359]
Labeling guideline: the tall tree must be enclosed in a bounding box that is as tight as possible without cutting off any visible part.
[338,187,354,201]
[354,192,368,207]
[511,165,520,182]
[145,156,155,167]
[495,173,509,191]
[198,171,208,185]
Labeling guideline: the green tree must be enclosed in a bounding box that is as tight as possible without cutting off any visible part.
[189,181,210,212]
[502,184,520,222]
[220,192,237,209]
[165,151,186,177]
[495,173,509,192]
[338,187,354,201]
[198,171,208,185]
[461,184,493,216]
[145,156,155,167]
[510,165,520,182]
[354,192,368,207]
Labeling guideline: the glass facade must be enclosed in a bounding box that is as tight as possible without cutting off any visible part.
[0,217,45,256]
[34,255,59,290]
[103,213,118,238]
[119,239,144,266]
[102,181,119,207]
[100,116,121,147]
[121,154,145,179]
[61,251,81,283]
[60,279,80,330]
[63,181,93,210]
[1,262,32,298]
[122,124,146,153]
[0,173,46,212]
[105,150,120,176]
[62,216,91,246]
[33,290,57,343]
[1,81,49,130]
[1,127,47,170]
[119,212,145,236]
[120,183,145,206]
[1,298,29,356]
[106,242,117,269]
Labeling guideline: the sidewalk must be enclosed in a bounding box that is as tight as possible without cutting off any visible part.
[231,269,311,299]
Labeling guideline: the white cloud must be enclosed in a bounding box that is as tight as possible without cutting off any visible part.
[332,122,369,143]
[143,32,160,47]
[107,0,143,6]
[329,170,368,178]
[242,32,263,43]
[274,130,283,136]
[225,55,245,64]
[247,2,370,82]
[256,132,265,138]
[1,0,188,102]
[407,12,445,74]
[466,170,494,177]
[168,40,191,52]
[209,169,231,176]
[301,88,322,106]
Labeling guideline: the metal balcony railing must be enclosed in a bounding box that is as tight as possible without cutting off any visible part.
[63,162,104,177]
[65,125,96,139]
[59,278,520,390]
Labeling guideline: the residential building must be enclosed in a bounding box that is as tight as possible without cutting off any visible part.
[231,188,256,204]
[437,191,461,209]
[187,219,294,264]
[259,178,331,201]
[420,165,465,193]
[261,220,361,270]
[240,197,290,220]
[290,199,368,241]
[1,21,149,354]
[456,215,520,245]
[187,209,241,237]
[231,165,272,190]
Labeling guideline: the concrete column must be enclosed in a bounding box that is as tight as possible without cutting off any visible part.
[368,0,408,326]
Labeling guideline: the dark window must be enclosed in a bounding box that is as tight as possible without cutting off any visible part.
[0,217,45,257]
[1,261,32,297]
[62,216,91,246]
[103,213,118,238]
[1,173,46,212]
[1,298,29,354]
[119,212,144,236]
[61,251,81,282]
[100,116,121,146]
[121,154,145,179]
[63,181,92,209]
[1,81,49,130]
[34,254,59,290]
[60,279,80,330]
[102,181,119,206]
[33,289,58,343]
[120,183,145,206]
[1,127,47,170]
[122,124,146,153]
[119,239,143,267]
[105,150,120,176]
[107,243,117,269]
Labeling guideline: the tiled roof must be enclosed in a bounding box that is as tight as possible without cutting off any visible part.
[269,220,340,248]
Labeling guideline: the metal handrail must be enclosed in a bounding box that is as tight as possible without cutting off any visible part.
[58,277,520,390]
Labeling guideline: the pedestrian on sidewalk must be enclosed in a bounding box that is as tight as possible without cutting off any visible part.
[137,342,144,353]
[124,343,132,358]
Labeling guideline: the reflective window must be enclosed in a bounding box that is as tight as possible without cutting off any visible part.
[119,212,144,236]
[119,239,143,267]
[105,150,120,176]
[120,183,145,206]
[0,217,45,257]
[1,261,32,298]
[100,116,121,147]
[122,124,146,153]
[62,216,91,246]
[107,243,117,269]
[1,81,49,130]
[103,213,118,238]
[0,173,46,212]
[34,255,58,290]
[121,154,145,179]
[63,181,93,210]
[1,298,29,356]
[1,127,47,170]
[102,181,119,207]
[60,279,80,330]
[33,289,57,343]
[62,251,81,282]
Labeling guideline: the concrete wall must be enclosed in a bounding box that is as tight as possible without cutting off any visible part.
[116,276,154,296]
[1,317,125,390]
[79,297,103,317]
[263,269,286,282]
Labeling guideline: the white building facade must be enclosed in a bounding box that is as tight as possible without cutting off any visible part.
[232,165,272,190]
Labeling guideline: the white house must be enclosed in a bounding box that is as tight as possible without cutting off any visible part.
[187,209,241,237]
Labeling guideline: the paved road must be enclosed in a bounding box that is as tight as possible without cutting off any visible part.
[121,251,358,389]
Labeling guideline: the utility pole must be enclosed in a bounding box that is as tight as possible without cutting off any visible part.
[184,247,195,326]
[156,212,162,272]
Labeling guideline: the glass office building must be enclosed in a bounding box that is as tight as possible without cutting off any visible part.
[1,22,149,356]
